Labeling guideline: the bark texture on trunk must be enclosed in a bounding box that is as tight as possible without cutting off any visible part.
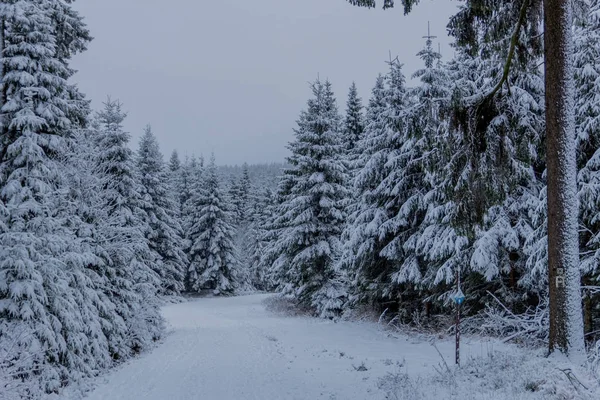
[584,290,593,343]
[544,0,585,356]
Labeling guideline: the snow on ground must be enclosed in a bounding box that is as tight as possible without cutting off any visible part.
[71,294,597,400]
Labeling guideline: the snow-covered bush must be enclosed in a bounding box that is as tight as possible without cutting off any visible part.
[462,295,549,346]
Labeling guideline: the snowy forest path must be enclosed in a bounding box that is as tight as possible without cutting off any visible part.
[82,294,498,400]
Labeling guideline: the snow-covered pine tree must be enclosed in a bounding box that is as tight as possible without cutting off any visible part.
[231,162,256,288]
[192,154,205,175]
[94,99,163,356]
[430,14,546,313]
[339,82,365,245]
[227,174,243,225]
[354,75,386,180]
[380,30,452,317]
[343,59,416,307]
[0,0,98,394]
[237,162,253,224]
[179,156,200,243]
[187,155,239,295]
[261,166,297,291]
[55,126,118,382]
[177,154,200,220]
[412,44,544,317]
[469,56,546,309]
[177,155,192,214]
[268,79,348,317]
[247,187,275,290]
[169,150,181,173]
[167,150,182,217]
[181,154,204,266]
[337,74,386,305]
[343,82,365,158]
[136,126,187,296]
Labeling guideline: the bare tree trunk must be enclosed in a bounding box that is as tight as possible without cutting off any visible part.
[544,0,585,357]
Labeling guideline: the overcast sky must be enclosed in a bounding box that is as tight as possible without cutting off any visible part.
[71,0,457,165]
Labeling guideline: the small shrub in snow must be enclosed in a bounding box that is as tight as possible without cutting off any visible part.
[262,294,312,317]
[378,372,425,400]
[353,362,369,372]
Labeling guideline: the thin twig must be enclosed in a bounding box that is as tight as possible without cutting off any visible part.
[486,290,515,316]
[378,308,389,325]
[431,341,452,375]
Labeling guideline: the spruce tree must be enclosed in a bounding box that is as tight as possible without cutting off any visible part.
[269,79,348,317]
[167,150,182,219]
[437,18,546,309]
[178,155,192,214]
[238,162,253,224]
[95,99,163,355]
[56,126,117,380]
[231,163,255,288]
[0,1,94,393]
[261,171,296,291]
[247,187,275,290]
[338,74,386,304]
[354,75,386,179]
[343,59,414,305]
[340,82,365,236]
[136,126,187,295]
[343,82,365,156]
[228,174,243,225]
[169,150,181,173]
[385,32,452,313]
[187,155,239,295]
[178,155,198,218]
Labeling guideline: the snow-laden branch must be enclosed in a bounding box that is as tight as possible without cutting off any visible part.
[463,291,549,345]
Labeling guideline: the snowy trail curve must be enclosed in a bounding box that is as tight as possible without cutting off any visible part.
[83,294,497,400]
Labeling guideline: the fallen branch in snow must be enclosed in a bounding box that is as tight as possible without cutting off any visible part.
[462,292,548,345]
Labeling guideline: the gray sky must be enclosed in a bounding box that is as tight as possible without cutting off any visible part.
[71,0,457,165]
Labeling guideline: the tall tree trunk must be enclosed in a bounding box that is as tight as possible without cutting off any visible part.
[544,0,585,357]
